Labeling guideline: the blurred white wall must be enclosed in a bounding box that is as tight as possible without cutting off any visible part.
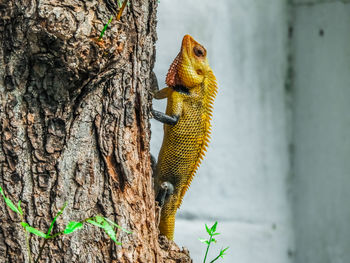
[152,0,350,262]
[151,1,294,262]
[292,1,350,262]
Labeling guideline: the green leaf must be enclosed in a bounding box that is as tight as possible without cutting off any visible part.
[205,224,211,235]
[102,220,120,244]
[118,0,130,7]
[211,238,217,243]
[87,216,106,228]
[63,221,83,235]
[212,232,220,236]
[199,238,209,245]
[47,202,67,235]
[117,0,130,8]
[209,247,229,263]
[21,222,47,238]
[104,217,132,234]
[5,197,20,214]
[17,200,23,215]
[0,186,20,214]
[99,16,114,40]
[88,216,122,245]
[87,219,104,228]
[220,247,229,258]
[95,215,104,223]
[211,221,218,233]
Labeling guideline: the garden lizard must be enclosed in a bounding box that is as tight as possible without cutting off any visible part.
[152,35,218,240]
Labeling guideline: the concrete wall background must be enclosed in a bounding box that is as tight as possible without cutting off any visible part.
[152,0,350,262]
[292,1,350,262]
[151,1,294,262]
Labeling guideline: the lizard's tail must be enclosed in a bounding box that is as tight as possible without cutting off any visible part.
[159,210,176,240]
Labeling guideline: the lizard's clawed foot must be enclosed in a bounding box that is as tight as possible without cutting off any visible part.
[156,181,174,207]
[150,71,159,96]
[150,154,157,175]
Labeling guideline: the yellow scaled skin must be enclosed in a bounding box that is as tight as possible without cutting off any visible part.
[154,35,217,240]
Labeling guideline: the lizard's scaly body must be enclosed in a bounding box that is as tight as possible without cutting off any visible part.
[154,35,217,240]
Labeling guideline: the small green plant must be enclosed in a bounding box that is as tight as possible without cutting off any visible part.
[117,0,129,8]
[98,0,129,41]
[0,186,131,263]
[199,221,229,263]
[99,15,114,41]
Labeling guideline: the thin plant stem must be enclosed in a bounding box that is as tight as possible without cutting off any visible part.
[98,16,114,40]
[209,254,221,263]
[33,216,118,263]
[25,230,32,263]
[116,0,128,21]
[33,216,93,258]
[34,239,47,263]
[203,235,212,263]
[20,214,33,263]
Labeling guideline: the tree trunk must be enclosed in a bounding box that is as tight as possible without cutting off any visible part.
[0,0,191,262]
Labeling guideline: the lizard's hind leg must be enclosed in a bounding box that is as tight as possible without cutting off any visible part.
[158,187,177,240]
[156,181,177,239]
[156,181,174,207]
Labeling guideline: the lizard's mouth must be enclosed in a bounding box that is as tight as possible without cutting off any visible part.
[181,35,196,55]
[182,34,194,45]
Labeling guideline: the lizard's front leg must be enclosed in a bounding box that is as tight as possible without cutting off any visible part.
[151,109,179,125]
[151,87,180,125]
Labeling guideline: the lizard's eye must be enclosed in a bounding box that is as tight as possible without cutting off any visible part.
[196,69,203,75]
[193,46,205,57]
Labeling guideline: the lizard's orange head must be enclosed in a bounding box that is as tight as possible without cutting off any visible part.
[166,35,211,88]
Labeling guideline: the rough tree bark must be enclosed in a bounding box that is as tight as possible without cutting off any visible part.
[0,0,191,262]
